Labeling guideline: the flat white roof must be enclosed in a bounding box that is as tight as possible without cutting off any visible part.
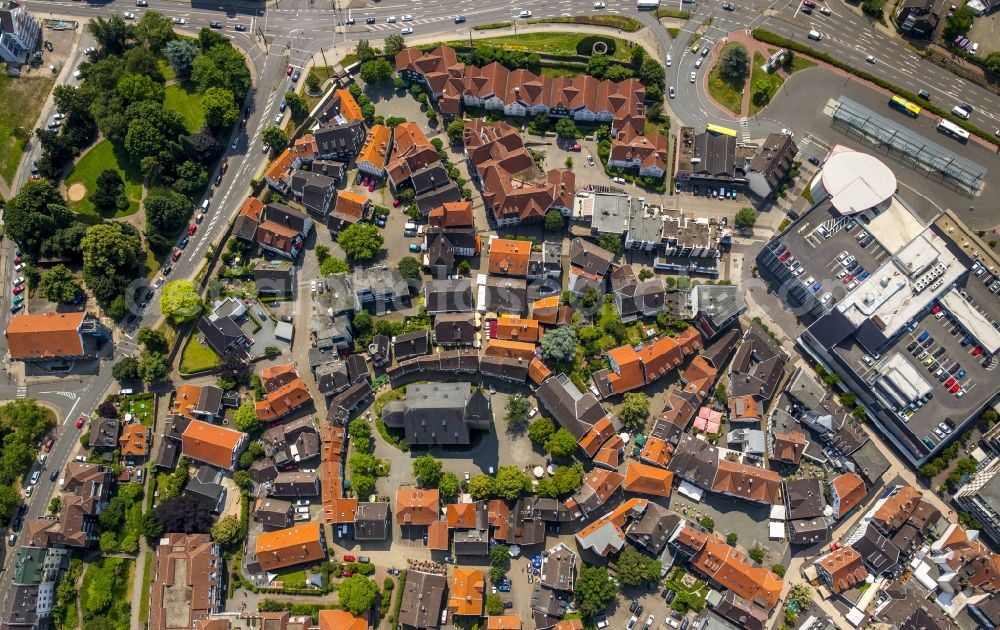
[940,288,1000,354]
[820,148,896,215]
[866,197,925,255]
[875,353,932,401]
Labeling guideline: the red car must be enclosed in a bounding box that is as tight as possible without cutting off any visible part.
[932,305,941,314]
[368,185,374,192]
[945,377,956,388]
[779,252,790,262]
[570,143,581,152]
[221,160,229,175]
[342,570,353,577]
[12,285,24,295]
[287,65,294,76]
[343,554,357,562]
[393,199,401,207]
[13,256,22,265]
[842,275,853,284]
[950,383,961,394]
[42,437,54,453]
[188,224,197,236]
[972,346,983,356]
[171,248,182,262]
[75,416,85,429]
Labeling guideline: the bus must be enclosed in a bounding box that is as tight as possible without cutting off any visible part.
[889,95,921,117]
[937,119,970,142]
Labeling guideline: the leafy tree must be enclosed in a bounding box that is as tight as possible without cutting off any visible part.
[201,87,240,129]
[620,393,650,430]
[726,532,738,546]
[261,125,289,153]
[339,575,379,615]
[123,101,187,160]
[4,179,79,258]
[353,310,372,342]
[359,58,394,83]
[338,223,384,261]
[605,64,633,81]
[985,51,1000,73]
[211,515,242,545]
[117,74,165,104]
[447,118,465,145]
[544,428,578,459]
[352,474,375,498]
[139,352,169,384]
[439,472,460,501]
[587,54,610,78]
[137,327,168,353]
[544,209,565,232]
[160,280,202,324]
[192,40,251,98]
[494,466,528,500]
[945,7,974,39]
[700,516,714,531]
[88,15,132,56]
[277,92,306,123]
[306,72,321,92]
[552,463,584,495]
[489,566,506,583]
[0,485,22,524]
[574,565,617,618]
[598,233,621,255]
[320,256,351,275]
[734,207,757,229]
[639,57,666,87]
[134,10,176,53]
[112,356,141,382]
[486,594,505,616]
[90,169,129,214]
[233,402,259,433]
[554,118,578,139]
[457,259,471,276]
[398,256,421,280]
[489,543,510,567]
[383,33,406,56]
[540,325,577,365]
[154,494,213,533]
[349,453,381,477]
[355,39,377,63]
[771,564,786,577]
[748,546,765,563]
[528,417,556,445]
[504,394,531,431]
[412,454,443,488]
[714,381,728,406]
[638,268,654,281]
[468,474,494,500]
[616,547,661,588]
[38,265,80,304]
[719,44,750,79]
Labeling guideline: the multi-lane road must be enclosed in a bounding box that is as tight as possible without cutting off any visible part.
[1,0,997,614]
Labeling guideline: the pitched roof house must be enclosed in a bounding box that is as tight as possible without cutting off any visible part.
[327,190,371,234]
[815,547,869,594]
[356,124,392,177]
[623,461,674,497]
[428,201,474,228]
[488,239,532,277]
[181,419,249,471]
[448,568,485,616]
[252,523,327,572]
[829,472,867,519]
[610,265,666,322]
[5,311,111,362]
[399,571,448,629]
[148,533,223,630]
[381,382,491,446]
[395,488,439,527]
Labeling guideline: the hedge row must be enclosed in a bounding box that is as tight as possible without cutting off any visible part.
[473,21,512,30]
[526,15,644,32]
[751,29,999,145]
[653,9,692,19]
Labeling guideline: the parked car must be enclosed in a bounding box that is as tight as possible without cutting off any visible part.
[43,438,54,453]
[76,415,85,429]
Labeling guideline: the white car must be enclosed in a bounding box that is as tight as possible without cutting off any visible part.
[464,471,471,481]
[781,127,793,136]
[519,10,532,17]
[819,5,831,14]
[669,86,676,98]
[13,277,24,287]
[172,17,187,25]
[528,407,538,419]
[387,15,397,22]
[123,11,135,19]
[295,499,311,506]
[690,71,697,82]
[401,26,413,34]
[821,292,833,304]
[803,276,815,286]
[402,14,413,20]
[695,57,703,68]
[594,1,606,7]
[645,614,655,628]
[586,154,595,166]
[613,176,626,184]
[866,54,875,63]
[666,53,672,66]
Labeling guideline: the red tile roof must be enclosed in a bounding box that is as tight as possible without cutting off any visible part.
[181,419,246,470]
[495,317,543,343]
[396,488,440,526]
[692,536,783,610]
[428,201,474,228]
[254,523,325,571]
[528,358,552,385]
[255,377,313,422]
[817,547,869,593]
[446,502,478,528]
[5,312,85,360]
[578,417,615,458]
[357,125,392,173]
[531,296,560,325]
[712,459,782,504]
[830,472,866,519]
[640,437,673,468]
[488,239,531,277]
[119,423,148,458]
[484,339,536,361]
[623,462,673,497]
[448,568,485,616]
[772,431,806,464]
[427,519,450,550]
[319,610,368,630]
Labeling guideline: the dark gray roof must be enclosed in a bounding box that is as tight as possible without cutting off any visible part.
[539,543,576,591]
[233,213,259,241]
[314,120,367,157]
[354,502,390,540]
[692,129,737,178]
[784,477,826,520]
[535,373,607,440]
[290,170,337,215]
[701,327,741,369]
[508,498,547,545]
[454,528,489,555]
[381,382,492,446]
[712,591,767,630]
[271,471,320,497]
[249,458,279,485]
[611,265,666,319]
[398,571,447,629]
[433,313,476,345]
[393,330,431,361]
[410,163,451,196]
[530,584,568,629]
[483,276,527,315]
[748,133,798,190]
[425,231,454,273]
[197,386,223,418]
[788,517,832,546]
[315,359,351,397]
[327,381,374,425]
[312,159,346,180]
[849,439,889,484]
[479,354,530,384]
[425,278,473,314]
[415,180,462,216]
[198,315,246,356]
[265,202,309,234]
[667,434,720,488]
[255,498,293,529]
[625,503,680,556]
[850,525,901,577]
[526,497,575,523]
[969,594,1000,629]
[3,584,39,628]
[185,466,227,513]
[347,354,370,383]
[569,238,615,276]
[730,321,788,402]
[89,417,120,449]
[369,334,391,365]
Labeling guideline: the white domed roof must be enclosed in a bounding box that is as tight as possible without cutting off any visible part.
[820,150,896,215]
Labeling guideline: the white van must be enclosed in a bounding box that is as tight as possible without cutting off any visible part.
[201,199,210,212]
[951,106,970,120]
[808,29,821,40]
[73,69,83,80]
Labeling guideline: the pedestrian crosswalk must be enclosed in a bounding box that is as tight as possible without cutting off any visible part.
[16,385,26,399]
[738,118,751,144]
[363,16,455,32]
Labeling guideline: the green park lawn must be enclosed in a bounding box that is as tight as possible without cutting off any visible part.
[179,335,220,374]
[65,139,144,217]
[448,32,633,61]
[0,73,57,186]
[121,392,156,426]
[707,43,747,116]
[749,52,784,116]
[165,82,206,133]
[275,567,308,589]
[158,59,177,82]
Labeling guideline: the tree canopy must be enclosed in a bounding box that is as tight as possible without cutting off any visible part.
[734,206,757,229]
[112,357,141,382]
[339,575,379,615]
[574,565,618,618]
[544,209,565,232]
[528,417,556,445]
[338,223,384,261]
[719,43,750,79]
[412,454,443,488]
[359,58,394,83]
[160,280,203,324]
[944,7,974,39]
[504,394,531,432]
[233,403,259,433]
[397,256,421,280]
[620,393,650,430]
[616,547,662,588]
[211,515,243,545]
[540,325,577,365]
[544,428,578,459]
[494,466,529,500]
[38,265,80,304]
[154,494,213,533]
